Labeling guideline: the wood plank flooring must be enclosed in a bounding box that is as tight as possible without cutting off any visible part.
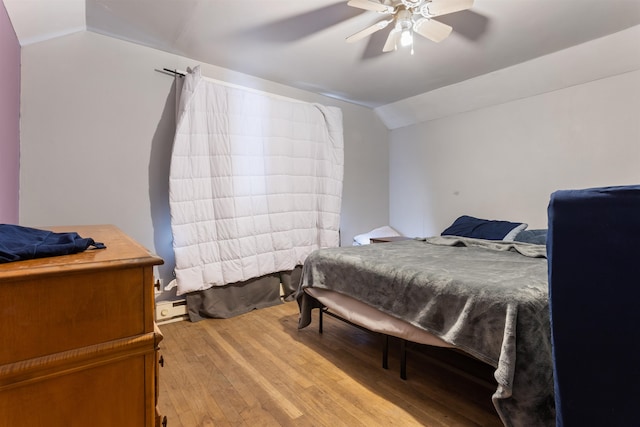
[156,301,503,427]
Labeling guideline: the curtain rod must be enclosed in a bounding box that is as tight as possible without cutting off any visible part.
[156,66,308,105]
[157,68,185,77]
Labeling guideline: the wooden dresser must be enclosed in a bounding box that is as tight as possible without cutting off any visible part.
[0,225,164,426]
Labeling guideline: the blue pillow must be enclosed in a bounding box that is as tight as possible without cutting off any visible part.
[514,229,547,245]
[441,215,528,241]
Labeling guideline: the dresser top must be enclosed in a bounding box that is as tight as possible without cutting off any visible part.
[0,224,163,280]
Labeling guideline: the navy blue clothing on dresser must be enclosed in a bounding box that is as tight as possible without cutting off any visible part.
[0,224,105,263]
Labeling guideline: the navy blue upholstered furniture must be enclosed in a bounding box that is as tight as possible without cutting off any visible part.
[547,185,640,427]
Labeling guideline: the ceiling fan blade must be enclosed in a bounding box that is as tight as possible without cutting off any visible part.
[346,18,394,43]
[383,28,401,52]
[424,0,474,17]
[347,0,395,14]
[414,18,452,43]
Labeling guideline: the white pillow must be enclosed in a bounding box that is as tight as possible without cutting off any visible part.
[353,226,402,245]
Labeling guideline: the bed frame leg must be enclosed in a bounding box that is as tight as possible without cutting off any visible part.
[382,335,389,369]
[318,306,324,334]
[400,339,407,380]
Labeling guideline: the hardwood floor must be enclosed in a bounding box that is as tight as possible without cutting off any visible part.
[157,301,503,427]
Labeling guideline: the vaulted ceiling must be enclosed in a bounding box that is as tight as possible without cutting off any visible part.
[5,0,640,108]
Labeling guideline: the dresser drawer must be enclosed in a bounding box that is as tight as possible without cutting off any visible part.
[0,352,150,427]
[0,266,147,365]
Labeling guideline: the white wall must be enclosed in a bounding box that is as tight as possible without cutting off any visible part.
[19,31,389,285]
[390,67,640,237]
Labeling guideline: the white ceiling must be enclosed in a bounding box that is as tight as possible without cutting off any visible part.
[5,0,640,108]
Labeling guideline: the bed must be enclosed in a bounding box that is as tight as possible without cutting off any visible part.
[295,218,555,427]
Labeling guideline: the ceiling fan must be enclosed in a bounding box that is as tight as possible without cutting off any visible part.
[346,0,474,53]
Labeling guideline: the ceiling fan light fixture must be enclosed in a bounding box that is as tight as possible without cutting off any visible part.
[400,29,413,47]
[399,29,415,55]
[396,8,413,28]
[392,10,415,54]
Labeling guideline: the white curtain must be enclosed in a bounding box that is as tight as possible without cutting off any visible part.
[169,66,344,296]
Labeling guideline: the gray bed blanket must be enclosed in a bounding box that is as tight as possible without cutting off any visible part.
[296,236,554,427]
